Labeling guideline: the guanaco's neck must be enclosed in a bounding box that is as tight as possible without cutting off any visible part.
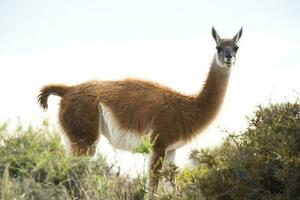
[193,54,231,129]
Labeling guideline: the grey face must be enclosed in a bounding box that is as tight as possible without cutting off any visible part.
[212,27,243,68]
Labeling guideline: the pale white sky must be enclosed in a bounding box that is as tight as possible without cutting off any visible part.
[0,0,299,175]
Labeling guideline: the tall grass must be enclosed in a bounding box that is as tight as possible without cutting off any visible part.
[0,122,145,200]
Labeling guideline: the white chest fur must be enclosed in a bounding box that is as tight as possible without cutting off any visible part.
[99,103,146,151]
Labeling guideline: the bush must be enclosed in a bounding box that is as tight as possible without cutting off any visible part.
[0,122,145,200]
[1,102,299,200]
[168,102,300,200]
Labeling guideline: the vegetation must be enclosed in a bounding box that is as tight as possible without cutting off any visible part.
[0,101,299,200]
[163,102,300,200]
[0,122,145,200]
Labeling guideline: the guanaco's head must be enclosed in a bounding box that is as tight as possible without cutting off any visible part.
[212,27,243,68]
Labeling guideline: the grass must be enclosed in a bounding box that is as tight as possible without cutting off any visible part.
[0,101,299,200]
[0,122,145,200]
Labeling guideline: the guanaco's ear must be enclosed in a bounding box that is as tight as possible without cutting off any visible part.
[233,27,243,43]
[212,26,221,43]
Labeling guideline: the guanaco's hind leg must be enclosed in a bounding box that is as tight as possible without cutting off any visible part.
[61,123,100,156]
[59,102,100,156]
[69,134,99,156]
[62,121,99,156]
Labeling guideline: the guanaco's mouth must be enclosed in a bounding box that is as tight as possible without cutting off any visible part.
[224,61,232,67]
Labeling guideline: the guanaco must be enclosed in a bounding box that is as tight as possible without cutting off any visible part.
[38,26,243,198]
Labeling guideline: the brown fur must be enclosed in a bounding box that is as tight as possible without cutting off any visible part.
[38,28,241,198]
[38,61,229,153]
[38,84,69,110]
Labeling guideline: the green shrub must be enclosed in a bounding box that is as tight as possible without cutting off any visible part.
[1,101,299,200]
[0,122,145,200]
[134,135,153,155]
[169,102,300,200]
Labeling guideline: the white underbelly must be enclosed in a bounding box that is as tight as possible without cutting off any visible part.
[98,103,186,153]
[99,103,149,151]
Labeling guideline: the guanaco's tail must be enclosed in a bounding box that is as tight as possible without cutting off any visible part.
[37,84,70,110]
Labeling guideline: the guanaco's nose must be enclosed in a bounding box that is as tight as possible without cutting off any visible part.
[224,48,232,59]
[225,54,232,59]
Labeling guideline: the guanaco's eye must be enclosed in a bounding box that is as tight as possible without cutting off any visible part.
[216,47,222,53]
[233,46,239,52]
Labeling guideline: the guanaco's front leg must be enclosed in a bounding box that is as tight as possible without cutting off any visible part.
[147,146,166,199]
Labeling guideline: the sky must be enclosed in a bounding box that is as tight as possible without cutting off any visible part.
[0,0,299,175]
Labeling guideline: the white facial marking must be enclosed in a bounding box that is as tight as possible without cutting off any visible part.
[231,57,236,65]
[226,57,236,67]
[215,53,236,68]
[215,53,226,68]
